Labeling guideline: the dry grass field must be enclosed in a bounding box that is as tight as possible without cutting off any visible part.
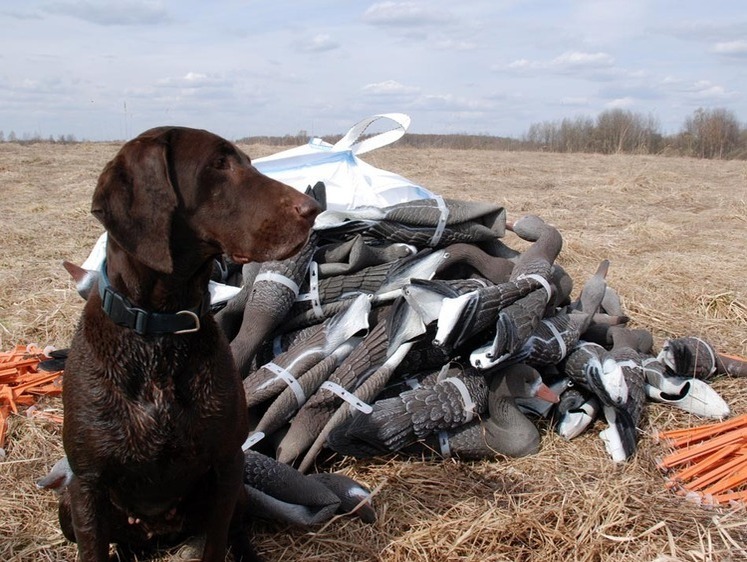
[0,139,746,561]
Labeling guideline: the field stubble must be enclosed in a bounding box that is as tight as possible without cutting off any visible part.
[0,142,745,561]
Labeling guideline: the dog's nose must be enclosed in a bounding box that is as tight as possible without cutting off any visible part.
[295,197,322,220]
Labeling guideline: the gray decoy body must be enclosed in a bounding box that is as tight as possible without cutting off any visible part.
[598,327,649,462]
[331,364,490,456]
[38,453,376,528]
[242,293,371,408]
[409,363,559,459]
[227,235,319,376]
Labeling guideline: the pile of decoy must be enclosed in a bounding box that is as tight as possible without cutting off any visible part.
[214,191,747,473]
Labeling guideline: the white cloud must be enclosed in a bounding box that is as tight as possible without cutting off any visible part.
[605,97,636,109]
[362,1,451,27]
[42,0,171,26]
[560,97,591,107]
[503,51,616,79]
[296,33,340,53]
[156,73,229,89]
[412,93,493,112]
[711,40,747,57]
[551,51,615,69]
[362,80,420,96]
[435,39,477,51]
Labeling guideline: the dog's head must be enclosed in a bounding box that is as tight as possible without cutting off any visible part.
[92,126,320,273]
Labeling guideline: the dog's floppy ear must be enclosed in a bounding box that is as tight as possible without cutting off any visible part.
[91,133,177,273]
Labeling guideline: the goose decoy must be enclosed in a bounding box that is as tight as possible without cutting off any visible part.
[507,214,563,282]
[658,336,747,379]
[562,342,628,408]
[330,363,490,457]
[298,340,417,472]
[297,300,427,472]
[408,363,560,460]
[314,198,507,247]
[38,453,376,529]
[36,456,74,494]
[242,294,370,408]
[467,215,567,369]
[250,338,360,441]
[276,300,404,465]
[505,260,610,368]
[552,386,601,440]
[641,356,730,419]
[242,450,375,526]
[402,277,490,332]
[228,235,319,376]
[433,274,545,352]
[315,234,416,277]
[597,327,648,462]
[469,288,550,369]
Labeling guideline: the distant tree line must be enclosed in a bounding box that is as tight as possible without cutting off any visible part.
[521,107,746,159]
[0,131,79,144]
[4,107,744,159]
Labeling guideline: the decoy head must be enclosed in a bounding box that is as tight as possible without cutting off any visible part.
[585,356,628,406]
[506,215,547,242]
[491,363,560,403]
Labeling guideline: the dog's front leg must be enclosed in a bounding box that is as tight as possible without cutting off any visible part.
[68,476,112,562]
[201,448,252,562]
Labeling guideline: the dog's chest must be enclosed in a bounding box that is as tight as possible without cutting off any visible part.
[103,341,222,463]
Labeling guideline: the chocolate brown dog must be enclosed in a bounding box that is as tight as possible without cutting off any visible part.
[61,126,320,561]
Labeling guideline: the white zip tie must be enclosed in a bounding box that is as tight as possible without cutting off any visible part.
[693,337,717,376]
[296,262,324,319]
[436,362,452,382]
[254,271,300,296]
[404,377,421,390]
[517,273,553,304]
[241,431,265,451]
[261,362,306,407]
[438,431,451,458]
[441,377,476,423]
[542,319,567,359]
[320,381,373,414]
[428,196,450,247]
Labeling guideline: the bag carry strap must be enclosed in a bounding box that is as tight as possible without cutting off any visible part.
[332,113,411,155]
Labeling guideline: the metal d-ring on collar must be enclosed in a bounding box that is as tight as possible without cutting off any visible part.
[98,260,206,336]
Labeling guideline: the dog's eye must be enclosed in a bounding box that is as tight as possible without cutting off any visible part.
[212,156,229,170]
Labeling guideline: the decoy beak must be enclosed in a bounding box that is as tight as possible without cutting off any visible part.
[535,382,561,404]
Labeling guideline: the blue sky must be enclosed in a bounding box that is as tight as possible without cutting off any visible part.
[1,1,745,141]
